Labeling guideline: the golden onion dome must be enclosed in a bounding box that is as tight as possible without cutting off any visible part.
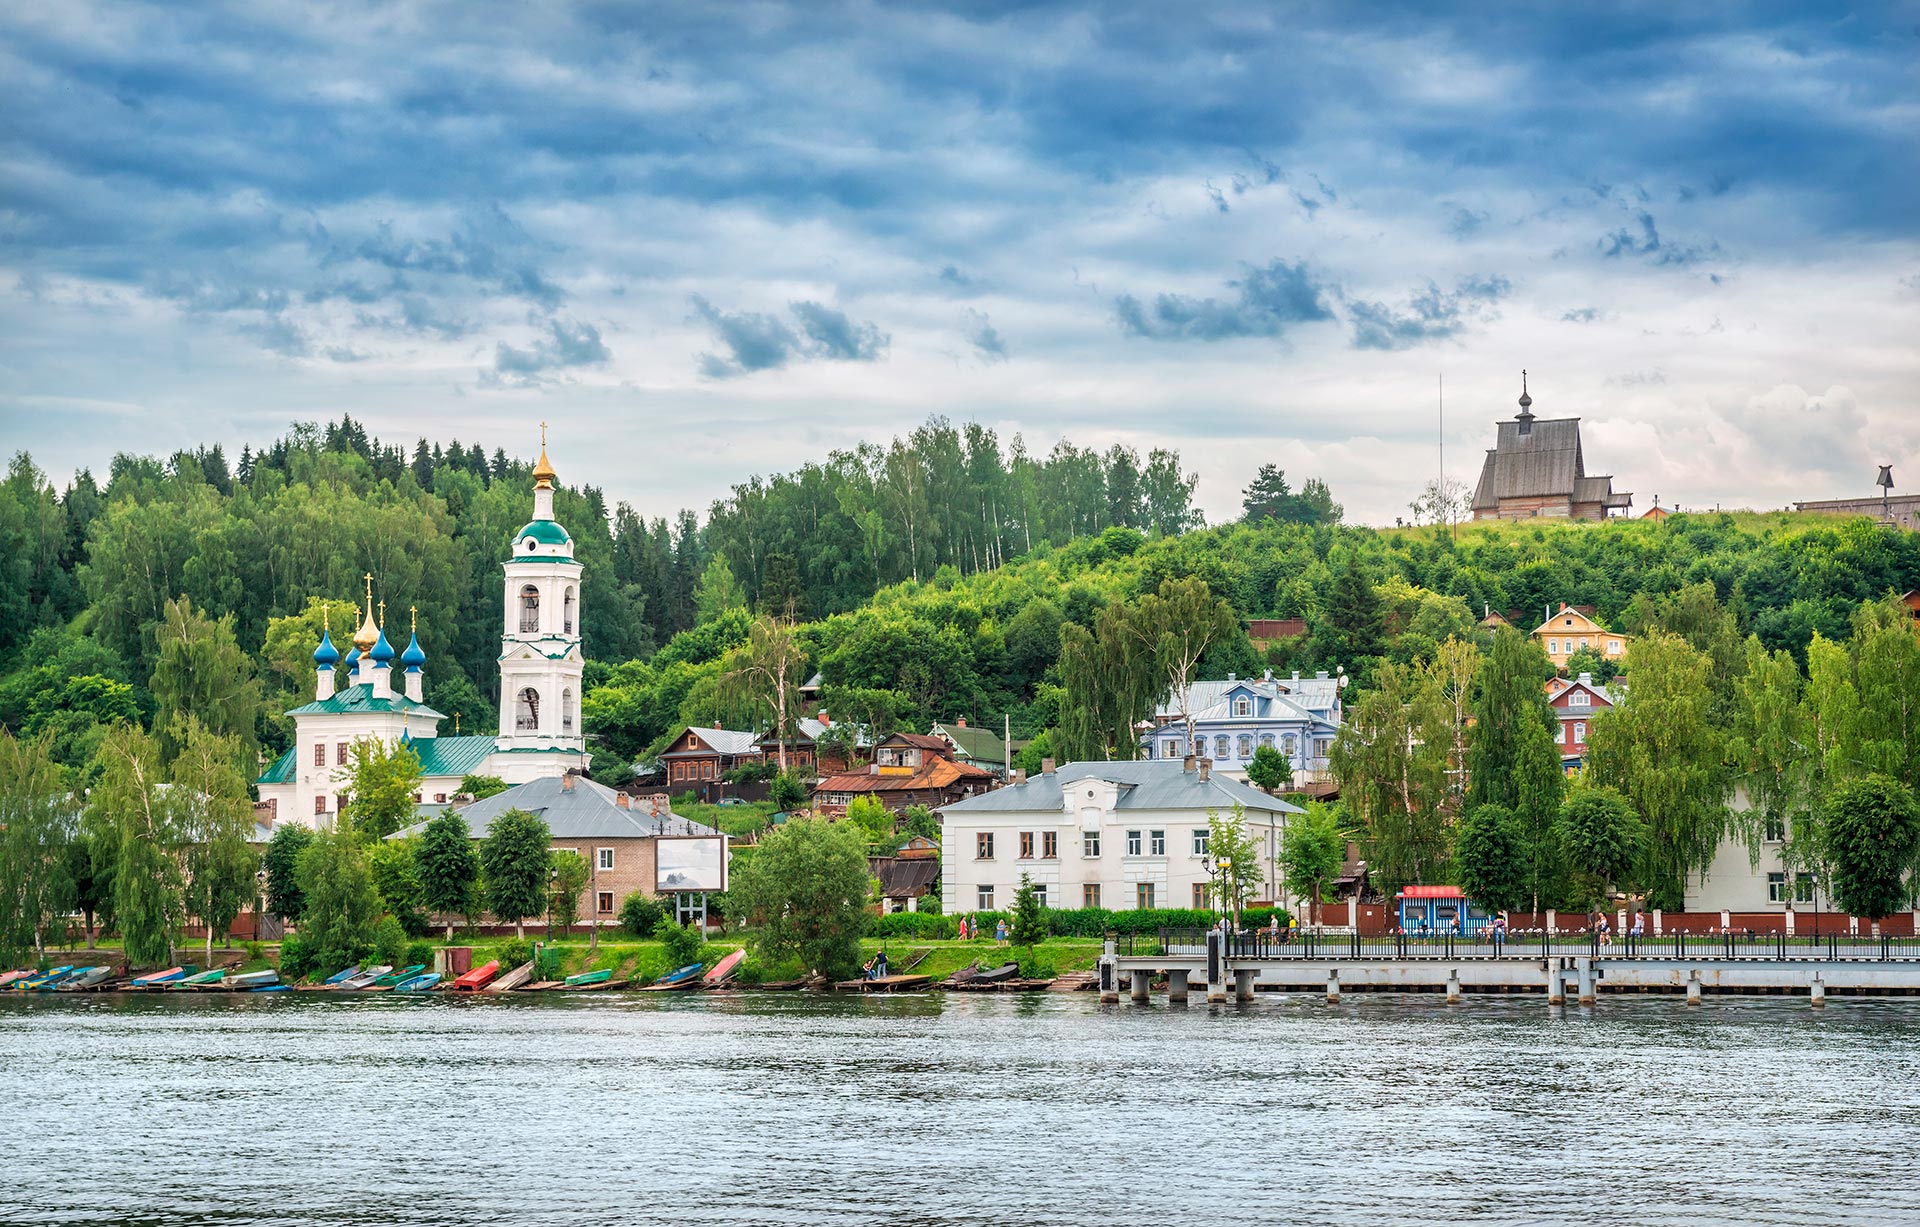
[351,604,380,652]
[532,447,556,490]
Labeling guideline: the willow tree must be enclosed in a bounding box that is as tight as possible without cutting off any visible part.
[1466,629,1563,913]
[150,596,262,764]
[1056,601,1157,762]
[1731,637,1818,883]
[0,730,73,963]
[90,724,187,966]
[172,716,260,962]
[1586,630,1729,911]
[1329,662,1450,897]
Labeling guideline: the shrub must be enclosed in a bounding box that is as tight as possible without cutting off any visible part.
[499,939,533,970]
[372,916,408,968]
[868,912,956,939]
[620,892,666,938]
[277,934,318,981]
[655,916,703,967]
[243,941,264,962]
[535,947,563,980]
[1239,906,1291,932]
[406,941,434,969]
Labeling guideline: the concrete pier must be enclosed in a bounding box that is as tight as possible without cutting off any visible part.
[1546,961,1565,1004]
[1446,967,1462,1004]
[1167,968,1190,1003]
[1234,968,1257,1003]
[1326,968,1340,1003]
[1576,959,1596,1006]
[1811,974,1826,1008]
[1687,969,1702,1006]
[1130,969,1150,1004]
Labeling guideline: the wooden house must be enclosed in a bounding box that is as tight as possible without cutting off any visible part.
[811,733,994,816]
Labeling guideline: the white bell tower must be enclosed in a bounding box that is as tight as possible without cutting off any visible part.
[494,425,588,780]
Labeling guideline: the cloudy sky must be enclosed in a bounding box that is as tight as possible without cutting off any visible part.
[3,2,1917,525]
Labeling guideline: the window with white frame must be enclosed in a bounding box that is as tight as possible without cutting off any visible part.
[1573,722,1586,743]
[1083,831,1101,858]
[1233,696,1251,717]
[1192,829,1209,856]
[1213,735,1230,759]
[1283,733,1297,756]
[1032,884,1047,908]
[1568,690,1589,707]
[1763,815,1785,842]
[1163,740,1179,759]
[597,847,614,871]
[1767,872,1787,903]
[1607,639,1623,655]
[1149,830,1165,856]
[1794,873,1815,903]
[1548,638,1559,655]
[977,885,995,910]
[1237,734,1253,759]
[1126,830,1142,856]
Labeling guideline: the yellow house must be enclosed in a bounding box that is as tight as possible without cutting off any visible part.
[1532,604,1629,670]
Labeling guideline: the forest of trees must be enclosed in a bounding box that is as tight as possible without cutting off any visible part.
[6,416,1920,947]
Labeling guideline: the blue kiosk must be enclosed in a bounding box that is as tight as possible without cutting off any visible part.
[1397,885,1493,935]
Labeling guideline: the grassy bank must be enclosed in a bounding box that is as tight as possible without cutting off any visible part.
[449,935,1106,985]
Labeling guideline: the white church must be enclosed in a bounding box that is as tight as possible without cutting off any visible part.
[256,439,590,827]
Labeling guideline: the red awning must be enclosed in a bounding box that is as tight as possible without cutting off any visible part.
[1398,885,1465,899]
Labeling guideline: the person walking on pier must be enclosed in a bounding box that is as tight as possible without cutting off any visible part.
[1490,914,1507,957]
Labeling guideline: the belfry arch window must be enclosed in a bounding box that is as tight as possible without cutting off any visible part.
[517,687,540,731]
[519,585,540,634]
[563,587,576,635]
[562,687,575,733]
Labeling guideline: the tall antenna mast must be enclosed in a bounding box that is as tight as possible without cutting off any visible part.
[1438,372,1448,536]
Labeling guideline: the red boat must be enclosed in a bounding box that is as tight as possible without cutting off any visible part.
[702,949,745,987]
[451,959,500,992]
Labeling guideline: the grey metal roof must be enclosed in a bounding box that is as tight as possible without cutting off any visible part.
[392,774,720,840]
[939,760,1303,817]
[667,727,761,756]
[1154,675,1340,722]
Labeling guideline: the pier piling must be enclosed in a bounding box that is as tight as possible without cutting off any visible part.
[1446,967,1462,1004]
[1686,969,1702,1006]
[1326,968,1340,1004]
[1811,974,1826,1008]
[1167,968,1190,1003]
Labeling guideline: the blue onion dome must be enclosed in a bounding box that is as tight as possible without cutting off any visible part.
[370,628,395,666]
[344,645,361,669]
[400,633,427,671]
[312,629,340,667]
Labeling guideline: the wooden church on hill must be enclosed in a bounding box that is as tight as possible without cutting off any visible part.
[1471,373,1633,521]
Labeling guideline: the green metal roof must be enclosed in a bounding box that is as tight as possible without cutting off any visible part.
[285,684,445,719]
[257,747,297,785]
[410,735,500,778]
[516,519,572,545]
[931,722,1016,766]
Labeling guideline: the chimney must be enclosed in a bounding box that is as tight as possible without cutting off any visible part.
[1198,758,1212,783]
[818,710,830,726]
[955,715,966,728]
[1227,671,1236,681]
[1263,668,1273,682]
[1292,671,1300,682]
[1577,672,1593,686]
[560,772,576,792]
[650,795,662,818]
[1011,768,1026,784]
[616,792,631,809]
[714,721,722,730]
[1183,754,1196,773]
[1041,757,1056,775]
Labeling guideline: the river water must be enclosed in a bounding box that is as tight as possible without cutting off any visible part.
[2,991,1917,1226]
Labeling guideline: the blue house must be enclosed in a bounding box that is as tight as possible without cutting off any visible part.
[1136,670,1344,787]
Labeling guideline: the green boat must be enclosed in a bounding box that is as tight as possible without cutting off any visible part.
[563,969,612,987]
[374,964,426,987]
[174,969,226,989]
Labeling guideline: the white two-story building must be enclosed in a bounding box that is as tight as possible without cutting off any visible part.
[938,759,1303,915]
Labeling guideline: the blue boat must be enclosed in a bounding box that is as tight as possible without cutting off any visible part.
[655,962,704,988]
[322,964,361,986]
[129,966,192,989]
[249,985,292,992]
[392,972,441,993]
[18,965,76,991]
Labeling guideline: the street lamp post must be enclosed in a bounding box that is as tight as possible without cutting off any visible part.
[1201,851,1238,933]
[547,865,558,944]
[255,868,268,943]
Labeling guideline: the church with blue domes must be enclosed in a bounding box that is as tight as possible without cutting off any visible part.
[256,437,589,827]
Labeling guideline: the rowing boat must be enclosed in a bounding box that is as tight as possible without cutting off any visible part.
[702,949,745,987]
[56,966,114,991]
[563,968,612,987]
[227,970,279,991]
[374,964,425,987]
[129,966,192,989]
[392,972,441,992]
[322,964,362,986]
[452,960,500,992]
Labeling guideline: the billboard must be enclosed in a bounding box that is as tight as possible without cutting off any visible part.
[656,836,727,893]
